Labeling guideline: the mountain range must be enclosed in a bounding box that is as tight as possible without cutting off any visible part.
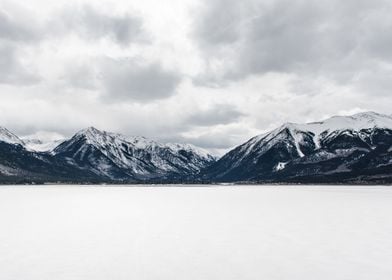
[202,112,392,184]
[1,111,392,184]
[0,127,215,183]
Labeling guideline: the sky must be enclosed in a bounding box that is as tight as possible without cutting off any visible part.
[1,0,392,154]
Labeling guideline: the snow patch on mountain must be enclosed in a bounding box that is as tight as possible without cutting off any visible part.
[275,162,287,171]
[0,164,18,176]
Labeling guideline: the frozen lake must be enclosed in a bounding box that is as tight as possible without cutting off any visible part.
[0,185,391,280]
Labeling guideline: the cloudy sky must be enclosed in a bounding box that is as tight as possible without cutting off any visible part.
[1,0,392,154]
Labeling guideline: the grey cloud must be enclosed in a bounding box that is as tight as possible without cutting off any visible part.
[60,61,98,90]
[194,0,392,92]
[0,7,41,86]
[59,5,147,46]
[235,1,329,75]
[0,4,148,46]
[187,104,245,126]
[353,66,392,96]
[0,43,40,85]
[0,9,41,42]
[100,58,181,102]
[194,0,244,47]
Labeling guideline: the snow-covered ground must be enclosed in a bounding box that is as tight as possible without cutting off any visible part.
[0,185,391,280]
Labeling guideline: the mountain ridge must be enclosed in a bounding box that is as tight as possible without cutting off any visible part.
[53,126,216,180]
[1,111,392,184]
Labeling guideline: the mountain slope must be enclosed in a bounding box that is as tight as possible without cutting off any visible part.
[0,127,25,146]
[0,138,101,184]
[203,112,392,183]
[53,127,216,181]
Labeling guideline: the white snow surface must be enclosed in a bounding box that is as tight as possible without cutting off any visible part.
[0,185,391,280]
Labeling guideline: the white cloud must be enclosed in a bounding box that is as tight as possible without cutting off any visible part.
[0,0,390,153]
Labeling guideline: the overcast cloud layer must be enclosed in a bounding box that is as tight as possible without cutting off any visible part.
[0,0,391,154]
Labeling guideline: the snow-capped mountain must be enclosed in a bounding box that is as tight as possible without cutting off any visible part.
[0,125,215,183]
[22,139,63,152]
[21,131,65,152]
[53,127,216,180]
[1,112,392,184]
[203,112,392,183]
[0,128,64,152]
[0,127,100,183]
[0,127,25,146]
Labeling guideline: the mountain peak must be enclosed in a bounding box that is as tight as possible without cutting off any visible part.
[278,122,302,132]
[76,127,114,142]
[77,126,103,135]
[350,111,392,121]
[317,111,392,132]
[0,126,25,146]
[352,111,386,117]
[325,111,391,122]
